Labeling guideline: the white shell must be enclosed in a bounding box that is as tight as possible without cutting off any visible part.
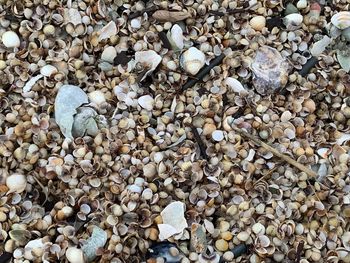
[296,0,307,9]
[64,8,82,26]
[212,130,224,142]
[169,24,184,50]
[138,95,154,111]
[283,14,303,30]
[310,36,331,57]
[180,47,206,75]
[250,16,266,31]
[65,247,85,263]
[101,46,116,63]
[6,173,27,193]
[88,90,106,105]
[224,77,248,94]
[130,18,141,29]
[40,65,58,77]
[2,31,20,48]
[134,50,162,81]
[99,21,117,41]
[159,201,188,241]
[23,74,44,92]
[331,11,350,30]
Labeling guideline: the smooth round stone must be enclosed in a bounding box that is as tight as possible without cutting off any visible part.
[215,239,229,252]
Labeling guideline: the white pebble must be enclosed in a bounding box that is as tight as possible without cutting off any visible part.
[212,130,224,142]
[65,247,85,263]
[2,31,20,48]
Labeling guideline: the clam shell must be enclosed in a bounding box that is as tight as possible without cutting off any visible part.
[101,46,117,63]
[99,21,117,41]
[180,47,206,75]
[331,11,350,30]
[2,31,20,48]
[169,24,184,50]
[251,46,290,95]
[283,13,303,30]
[40,65,58,77]
[134,50,162,81]
[224,77,248,94]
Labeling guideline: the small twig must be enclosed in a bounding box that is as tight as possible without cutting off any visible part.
[191,126,208,160]
[299,56,318,77]
[128,5,158,20]
[209,8,255,16]
[295,240,304,263]
[231,126,317,178]
[182,54,225,91]
[254,167,278,185]
[158,31,172,50]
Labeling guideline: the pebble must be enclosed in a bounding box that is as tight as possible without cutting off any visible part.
[252,222,266,235]
[203,123,216,136]
[297,0,308,9]
[221,231,233,241]
[40,65,58,77]
[2,31,20,48]
[215,239,229,252]
[88,90,106,105]
[237,231,250,241]
[250,16,266,31]
[0,60,7,70]
[223,251,234,261]
[101,46,117,63]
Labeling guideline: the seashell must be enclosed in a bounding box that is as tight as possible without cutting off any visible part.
[224,77,248,94]
[130,18,141,29]
[88,90,105,105]
[251,46,290,95]
[6,173,27,193]
[310,36,331,57]
[134,50,162,81]
[168,24,184,50]
[296,0,307,9]
[2,31,20,48]
[23,74,44,92]
[158,201,188,240]
[317,148,330,158]
[99,21,117,41]
[55,85,89,139]
[337,49,350,73]
[212,130,224,142]
[180,47,206,75]
[250,16,266,31]
[138,95,154,111]
[331,11,350,30]
[40,65,57,77]
[283,14,303,30]
[66,247,85,263]
[152,10,190,22]
[101,46,117,63]
[64,8,82,26]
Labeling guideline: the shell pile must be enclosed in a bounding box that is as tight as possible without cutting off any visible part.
[0,1,350,263]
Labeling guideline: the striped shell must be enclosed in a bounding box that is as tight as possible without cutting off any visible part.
[331,11,350,30]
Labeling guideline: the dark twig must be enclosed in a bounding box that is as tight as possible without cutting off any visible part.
[182,53,225,91]
[219,244,248,262]
[209,8,255,16]
[128,6,158,20]
[299,56,318,77]
[191,125,208,160]
[0,252,12,263]
[158,31,172,49]
[295,240,305,263]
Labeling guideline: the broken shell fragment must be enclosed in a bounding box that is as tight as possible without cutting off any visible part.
[251,46,290,95]
[158,201,188,241]
[81,227,107,262]
[101,46,117,63]
[224,77,248,94]
[180,47,206,75]
[168,24,184,50]
[134,50,162,81]
[99,21,117,41]
[54,85,89,139]
[2,31,20,48]
[331,11,350,30]
[138,95,154,111]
